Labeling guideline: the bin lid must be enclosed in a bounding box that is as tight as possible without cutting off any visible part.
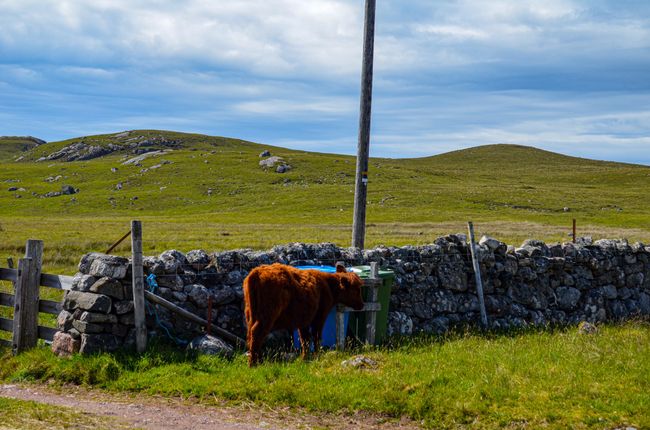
[292,265,339,273]
[350,265,395,279]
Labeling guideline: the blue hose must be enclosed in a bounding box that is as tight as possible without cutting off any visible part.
[146,274,189,347]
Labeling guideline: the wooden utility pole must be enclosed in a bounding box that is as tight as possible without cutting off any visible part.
[352,0,376,249]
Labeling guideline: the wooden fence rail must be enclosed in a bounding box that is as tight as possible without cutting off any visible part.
[0,239,73,353]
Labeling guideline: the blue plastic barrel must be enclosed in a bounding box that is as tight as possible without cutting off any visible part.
[292,265,349,349]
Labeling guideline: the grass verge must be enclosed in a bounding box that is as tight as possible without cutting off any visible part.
[0,396,128,429]
[1,322,648,429]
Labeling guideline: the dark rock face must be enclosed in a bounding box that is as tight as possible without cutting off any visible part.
[79,333,121,354]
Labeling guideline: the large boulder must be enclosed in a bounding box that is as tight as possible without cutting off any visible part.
[187,334,234,359]
[79,254,129,279]
[63,291,112,313]
[51,331,80,356]
[556,286,581,310]
[79,333,121,354]
[159,250,188,274]
[89,277,124,300]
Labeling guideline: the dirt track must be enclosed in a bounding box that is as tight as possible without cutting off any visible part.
[0,384,420,430]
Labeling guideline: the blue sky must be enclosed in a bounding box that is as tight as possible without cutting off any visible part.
[1,0,649,164]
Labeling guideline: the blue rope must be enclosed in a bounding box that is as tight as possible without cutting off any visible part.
[146,274,188,347]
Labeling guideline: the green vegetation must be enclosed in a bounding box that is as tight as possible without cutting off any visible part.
[0,397,126,429]
[1,130,648,275]
[0,136,43,161]
[1,322,648,429]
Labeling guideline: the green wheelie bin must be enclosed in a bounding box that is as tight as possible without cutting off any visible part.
[348,266,395,344]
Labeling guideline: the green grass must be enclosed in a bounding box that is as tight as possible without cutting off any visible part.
[0,396,127,429]
[1,322,648,429]
[1,130,649,275]
[0,136,42,161]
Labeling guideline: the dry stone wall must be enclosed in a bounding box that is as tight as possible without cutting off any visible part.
[52,236,650,355]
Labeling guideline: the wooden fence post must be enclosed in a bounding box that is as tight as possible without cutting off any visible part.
[467,222,488,328]
[572,219,577,243]
[365,262,379,345]
[12,240,44,354]
[131,220,147,353]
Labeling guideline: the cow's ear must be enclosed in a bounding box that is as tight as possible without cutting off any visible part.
[339,275,350,288]
[335,264,347,273]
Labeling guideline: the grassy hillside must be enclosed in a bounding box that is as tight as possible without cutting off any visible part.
[0,130,649,273]
[0,136,44,161]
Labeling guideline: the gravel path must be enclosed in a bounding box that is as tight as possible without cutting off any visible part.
[0,384,420,430]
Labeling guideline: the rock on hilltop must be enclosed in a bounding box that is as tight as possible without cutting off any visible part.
[35,131,181,162]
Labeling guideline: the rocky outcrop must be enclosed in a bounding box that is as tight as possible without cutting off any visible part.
[36,132,181,162]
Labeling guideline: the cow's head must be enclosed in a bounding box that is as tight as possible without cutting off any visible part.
[336,265,364,311]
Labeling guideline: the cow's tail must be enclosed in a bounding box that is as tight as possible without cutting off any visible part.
[243,269,260,326]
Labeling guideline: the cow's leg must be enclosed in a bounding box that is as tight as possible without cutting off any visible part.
[297,326,312,360]
[310,313,329,357]
[248,321,269,367]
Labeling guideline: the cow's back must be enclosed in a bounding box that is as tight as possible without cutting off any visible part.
[244,264,322,330]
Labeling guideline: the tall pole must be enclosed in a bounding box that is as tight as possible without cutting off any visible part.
[352,0,376,249]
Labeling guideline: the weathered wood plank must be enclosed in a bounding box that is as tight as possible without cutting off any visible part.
[40,273,74,290]
[0,292,14,308]
[13,257,38,353]
[131,220,147,353]
[39,299,62,315]
[144,290,245,347]
[2,268,73,290]
[0,267,17,283]
[0,338,11,348]
[0,317,13,332]
[15,240,43,353]
[37,326,57,342]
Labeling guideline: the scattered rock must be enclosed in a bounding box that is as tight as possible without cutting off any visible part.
[577,321,599,335]
[61,185,77,195]
[342,355,378,370]
[259,150,271,157]
[51,331,80,356]
[187,334,234,359]
[259,156,284,168]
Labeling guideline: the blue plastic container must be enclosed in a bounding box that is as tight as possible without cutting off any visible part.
[292,265,349,349]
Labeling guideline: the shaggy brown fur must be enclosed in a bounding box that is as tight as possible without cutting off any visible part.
[243,263,364,366]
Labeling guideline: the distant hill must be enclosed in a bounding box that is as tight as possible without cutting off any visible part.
[0,129,647,223]
[0,136,46,161]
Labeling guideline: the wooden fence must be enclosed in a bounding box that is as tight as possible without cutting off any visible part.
[0,240,74,353]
